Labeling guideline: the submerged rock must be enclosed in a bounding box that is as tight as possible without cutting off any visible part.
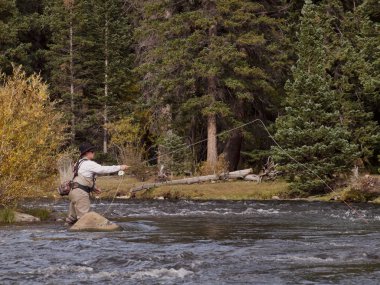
[69,211,121,232]
[14,212,40,222]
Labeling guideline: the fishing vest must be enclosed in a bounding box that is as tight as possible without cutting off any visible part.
[72,159,96,193]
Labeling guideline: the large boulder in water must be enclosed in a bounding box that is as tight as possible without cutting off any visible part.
[70,211,121,232]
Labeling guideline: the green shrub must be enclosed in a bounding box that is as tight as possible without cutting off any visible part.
[340,188,368,203]
[0,208,15,223]
[23,208,51,221]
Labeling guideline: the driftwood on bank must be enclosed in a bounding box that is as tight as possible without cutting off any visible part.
[129,157,280,193]
[244,174,262,182]
[130,174,220,193]
[224,168,253,179]
[130,169,258,193]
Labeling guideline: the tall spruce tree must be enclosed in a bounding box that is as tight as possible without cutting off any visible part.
[45,0,86,143]
[135,0,287,169]
[79,0,135,154]
[319,0,380,167]
[0,0,48,77]
[273,0,359,195]
[45,0,136,151]
[0,0,20,74]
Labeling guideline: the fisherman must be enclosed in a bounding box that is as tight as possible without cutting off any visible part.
[66,142,129,225]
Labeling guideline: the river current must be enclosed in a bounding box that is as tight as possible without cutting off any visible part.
[1,200,380,284]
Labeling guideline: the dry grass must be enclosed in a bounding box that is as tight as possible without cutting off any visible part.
[33,175,290,200]
[371,197,380,204]
[95,176,143,198]
[135,180,290,200]
[0,208,15,223]
[23,174,380,202]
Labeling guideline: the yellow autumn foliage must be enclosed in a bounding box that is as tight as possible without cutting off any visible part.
[0,67,65,206]
[107,116,152,180]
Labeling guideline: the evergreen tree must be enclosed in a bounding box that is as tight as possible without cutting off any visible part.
[78,0,135,153]
[135,0,287,169]
[319,0,380,167]
[45,0,84,142]
[273,0,359,195]
[0,0,20,74]
[0,0,48,77]
[45,0,136,151]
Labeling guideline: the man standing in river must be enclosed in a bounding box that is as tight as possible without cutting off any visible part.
[66,143,129,225]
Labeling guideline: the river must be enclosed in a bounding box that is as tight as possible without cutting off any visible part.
[1,200,380,284]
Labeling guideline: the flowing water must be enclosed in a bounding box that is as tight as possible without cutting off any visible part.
[1,200,380,284]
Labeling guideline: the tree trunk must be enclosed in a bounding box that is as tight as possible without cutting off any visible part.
[205,1,218,168]
[157,104,172,165]
[223,130,243,171]
[103,12,109,154]
[156,7,174,166]
[207,114,218,165]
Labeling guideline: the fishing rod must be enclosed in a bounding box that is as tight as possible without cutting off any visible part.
[102,119,369,223]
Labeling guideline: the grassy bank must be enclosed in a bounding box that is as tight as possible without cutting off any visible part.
[0,208,15,223]
[92,176,291,200]
[135,180,291,200]
[34,174,380,203]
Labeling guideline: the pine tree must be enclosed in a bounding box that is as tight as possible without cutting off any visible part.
[80,0,135,154]
[273,0,359,195]
[0,0,20,74]
[319,0,380,167]
[45,0,136,151]
[135,0,287,169]
[0,0,49,77]
[44,0,85,142]
[72,0,137,153]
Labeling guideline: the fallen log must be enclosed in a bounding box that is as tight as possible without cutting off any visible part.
[129,168,260,193]
[244,174,262,182]
[223,168,253,179]
[130,174,219,193]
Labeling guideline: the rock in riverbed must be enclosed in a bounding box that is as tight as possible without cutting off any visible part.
[14,212,40,222]
[69,211,121,232]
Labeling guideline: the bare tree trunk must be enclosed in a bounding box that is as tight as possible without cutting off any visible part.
[156,7,174,165]
[205,1,218,167]
[103,11,109,154]
[157,104,172,165]
[207,113,218,165]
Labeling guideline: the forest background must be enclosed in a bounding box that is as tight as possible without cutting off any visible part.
[0,0,379,204]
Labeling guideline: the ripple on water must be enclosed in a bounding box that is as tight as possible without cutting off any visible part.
[1,200,380,285]
[131,267,194,280]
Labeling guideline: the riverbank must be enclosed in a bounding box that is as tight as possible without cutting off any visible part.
[30,175,380,204]
[93,176,291,200]
[96,175,380,203]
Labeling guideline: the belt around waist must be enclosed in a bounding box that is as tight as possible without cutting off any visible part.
[72,182,93,193]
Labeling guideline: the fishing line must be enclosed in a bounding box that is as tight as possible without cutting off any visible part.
[102,119,369,223]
